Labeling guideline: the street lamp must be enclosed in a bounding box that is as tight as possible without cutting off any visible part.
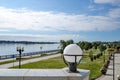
[40,46,42,51]
[113,52,115,80]
[17,46,24,69]
[63,44,82,73]
[103,44,106,63]
[40,46,43,56]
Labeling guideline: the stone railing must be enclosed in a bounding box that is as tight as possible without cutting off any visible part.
[0,68,90,80]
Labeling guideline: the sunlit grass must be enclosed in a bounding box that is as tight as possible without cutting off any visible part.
[0,53,57,65]
[11,56,66,69]
[0,60,16,65]
[11,53,108,80]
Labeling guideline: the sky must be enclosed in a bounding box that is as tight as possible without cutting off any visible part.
[0,0,120,42]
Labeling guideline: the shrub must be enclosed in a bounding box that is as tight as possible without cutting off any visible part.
[97,54,100,58]
[94,56,97,60]
[101,66,107,75]
[109,55,111,60]
[104,63,108,68]
[101,53,103,56]
[104,61,110,69]
[90,57,94,61]
[89,51,94,61]
[107,60,110,65]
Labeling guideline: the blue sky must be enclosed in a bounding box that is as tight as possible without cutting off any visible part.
[0,0,120,42]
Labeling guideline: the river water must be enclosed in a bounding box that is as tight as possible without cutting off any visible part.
[0,43,59,56]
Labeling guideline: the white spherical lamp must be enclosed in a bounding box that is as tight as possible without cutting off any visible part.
[63,44,82,72]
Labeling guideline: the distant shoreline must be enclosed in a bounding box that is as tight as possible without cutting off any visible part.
[0,40,59,44]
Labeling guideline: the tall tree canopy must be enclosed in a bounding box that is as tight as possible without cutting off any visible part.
[60,40,74,53]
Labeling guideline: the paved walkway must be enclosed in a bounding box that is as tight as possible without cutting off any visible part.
[0,52,58,62]
[0,54,61,69]
[96,53,120,80]
[0,55,38,62]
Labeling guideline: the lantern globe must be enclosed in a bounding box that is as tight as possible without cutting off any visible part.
[63,44,82,63]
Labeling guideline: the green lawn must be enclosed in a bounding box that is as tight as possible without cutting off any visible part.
[11,56,66,69]
[78,56,104,79]
[11,53,108,80]
[0,60,16,65]
[0,53,57,65]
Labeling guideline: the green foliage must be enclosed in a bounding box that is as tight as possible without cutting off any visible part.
[60,40,66,53]
[77,41,92,50]
[0,40,58,44]
[89,51,93,61]
[66,40,74,45]
[59,40,74,53]
[89,51,93,57]
[92,42,100,49]
[12,55,105,80]
[84,42,92,50]
[98,44,107,53]
[77,41,85,50]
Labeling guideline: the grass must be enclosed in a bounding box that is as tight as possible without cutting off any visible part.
[78,56,104,79]
[0,60,16,65]
[11,53,109,80]
[10,49,110,80]
[11,56,66,69]
[0,53,58,65]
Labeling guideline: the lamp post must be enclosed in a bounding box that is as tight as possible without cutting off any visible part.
[12,55,15,67]
[103,44,106,63]
[104,51,105,62]
[17,46,24,69]
[40,46,42,56]
[113,52,115,80]
[40,46,42,51]
[63,44,82,73]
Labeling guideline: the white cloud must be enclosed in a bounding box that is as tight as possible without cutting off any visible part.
[88,5,104,11]
[94,0,113,4]
[0,29,9,32]
[0,6,120,32]
[94,0,120,6]
[0,34,84,42]
[108,8,120,18]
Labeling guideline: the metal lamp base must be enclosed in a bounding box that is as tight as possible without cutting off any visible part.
[68,62,78,73]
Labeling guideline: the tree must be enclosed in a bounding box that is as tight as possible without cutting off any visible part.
[66,40,74,45]
[98,44,107,53]
[59,40,74,54]
[77,41,85,50]
[89,50,93,61]
[60,40,66,53]
[92,42,98,49]
[98,44,107,62]
[84,42,92,50]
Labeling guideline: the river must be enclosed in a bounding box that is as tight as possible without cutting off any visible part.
[0,43,59,56]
